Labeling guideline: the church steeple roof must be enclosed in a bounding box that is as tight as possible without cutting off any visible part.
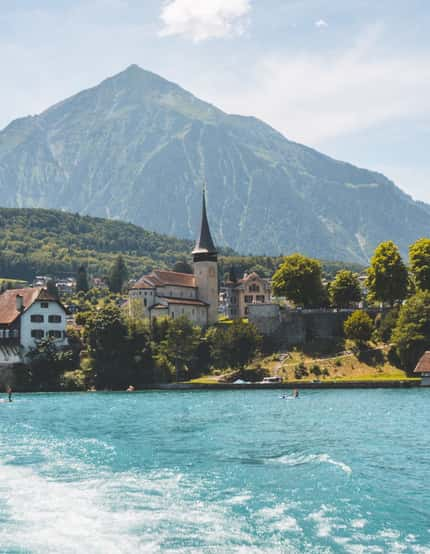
[192,186,217,261]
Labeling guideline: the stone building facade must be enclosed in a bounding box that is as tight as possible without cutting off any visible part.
[129,190,218,327]
[223,272,272,319]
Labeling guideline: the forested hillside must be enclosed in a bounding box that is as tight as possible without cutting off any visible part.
[0,208,361,282]
[0,208,193,280]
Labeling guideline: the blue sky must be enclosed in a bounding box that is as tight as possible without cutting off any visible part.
[1,0,429,202]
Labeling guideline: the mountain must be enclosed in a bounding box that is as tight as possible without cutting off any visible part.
[0,64,428,263]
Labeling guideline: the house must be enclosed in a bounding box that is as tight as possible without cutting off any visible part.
[129,189,218,326]
[414,351,430,386]
[223,272,272,319]
[0,287,68,365]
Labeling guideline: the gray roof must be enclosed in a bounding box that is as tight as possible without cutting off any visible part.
[192,189,217,255]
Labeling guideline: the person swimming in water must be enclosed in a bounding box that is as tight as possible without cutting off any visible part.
[6,386,12,402]
[293,389,299,398]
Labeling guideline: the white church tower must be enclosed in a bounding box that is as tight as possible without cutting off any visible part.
[192,188,219,325]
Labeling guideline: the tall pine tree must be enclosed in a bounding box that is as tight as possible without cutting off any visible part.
[109,255,128,293]
[76,265,89,293]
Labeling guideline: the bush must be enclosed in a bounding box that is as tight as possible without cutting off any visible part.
[294,362,308,380]
[344,310,374,347]
[310,364,322,376]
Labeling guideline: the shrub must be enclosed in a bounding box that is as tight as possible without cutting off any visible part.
[344,310,374,347]
[294,362,308,380]
[310,364,322,376]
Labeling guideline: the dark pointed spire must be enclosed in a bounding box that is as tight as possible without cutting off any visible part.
[192,185,217,262]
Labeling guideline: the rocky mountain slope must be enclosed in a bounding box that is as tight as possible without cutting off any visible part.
[0,64,428,263]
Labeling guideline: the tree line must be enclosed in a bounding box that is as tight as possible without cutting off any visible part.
[18,307,262,391]
[272,238,430,373]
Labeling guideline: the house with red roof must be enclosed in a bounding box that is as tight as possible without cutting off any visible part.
[414,351,430,386]
[0,287,68,365]
[129,190,218,326]
[222,272,272,319]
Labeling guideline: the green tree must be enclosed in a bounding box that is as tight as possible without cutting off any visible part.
[108,255,128,293]
[343,310,374,347]
[76,265,89,293]
[83,304,129,387]
[409,238,430,292]
[172,259,193,274]
[272,253,325,307]
[329,270,361,308]
[376,308,399,343]
[46,279,59,300]
[158,316,201,381]
[27,339,76,390]
[391,291,430,371]
[206,320,262,369]
[366,241,408,306]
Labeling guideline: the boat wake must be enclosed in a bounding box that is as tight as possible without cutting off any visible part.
[266,452,352,474]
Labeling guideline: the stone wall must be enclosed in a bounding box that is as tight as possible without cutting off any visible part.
[0,366,16,388]
[249,304,376,348]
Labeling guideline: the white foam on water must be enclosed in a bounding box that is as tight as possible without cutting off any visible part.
[267,452,352,475]
[351,519,367,529]
[256,504,302,534]
[307,506,336,538]
[0,460,304,554]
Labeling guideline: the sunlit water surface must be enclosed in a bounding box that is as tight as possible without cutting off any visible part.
[0,389,429,553]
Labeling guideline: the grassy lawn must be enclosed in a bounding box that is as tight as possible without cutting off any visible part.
[189,343,416,384]
[186,376,221,384]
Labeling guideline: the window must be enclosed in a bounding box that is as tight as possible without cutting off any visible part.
[31,314,44,323]
[40,302,49,309]
[256,295,265,303]
[48,315,62,323]
[144,299,147,307]
[249,283,260,293]
[244,295,253,304]
[48,330,62,339]
[171,311,175,319]
[31,330,44,339]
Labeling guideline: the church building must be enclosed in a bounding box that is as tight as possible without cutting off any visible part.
[129,190,218,326]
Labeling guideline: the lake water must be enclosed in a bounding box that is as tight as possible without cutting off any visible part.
[0,389,429,553]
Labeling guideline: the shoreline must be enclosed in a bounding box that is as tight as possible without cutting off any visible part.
[4,379,423,394]
[150,380,421,390]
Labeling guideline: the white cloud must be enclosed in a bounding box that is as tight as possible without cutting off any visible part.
[159,0,251,42]
[193,26,430,144]
[315,19,328,28]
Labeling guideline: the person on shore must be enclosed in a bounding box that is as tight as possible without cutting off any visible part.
[6,386,12,402]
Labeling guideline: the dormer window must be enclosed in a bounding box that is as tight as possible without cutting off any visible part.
[40,302,49,309]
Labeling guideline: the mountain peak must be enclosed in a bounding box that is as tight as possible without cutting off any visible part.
[0,68,428,263]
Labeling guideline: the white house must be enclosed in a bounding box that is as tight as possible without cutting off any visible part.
[0,287,68,365]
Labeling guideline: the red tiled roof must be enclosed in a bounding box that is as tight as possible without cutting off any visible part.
[132,270,196,289]
[0,287,59,325]
[414,352,430,373]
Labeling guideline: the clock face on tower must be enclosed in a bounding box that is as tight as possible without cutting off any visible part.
[209,266,216,277]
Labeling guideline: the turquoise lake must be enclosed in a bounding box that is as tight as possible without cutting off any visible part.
[0,389,429,553]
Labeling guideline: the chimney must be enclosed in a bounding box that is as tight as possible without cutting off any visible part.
[16,294,24,313]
